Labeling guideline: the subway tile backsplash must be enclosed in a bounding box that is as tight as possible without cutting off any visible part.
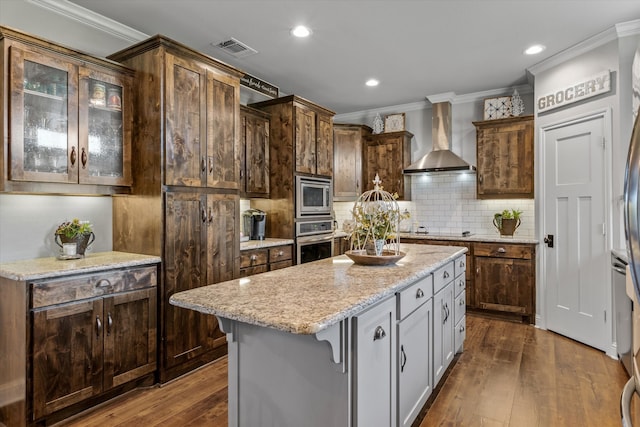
[334,173,535,237]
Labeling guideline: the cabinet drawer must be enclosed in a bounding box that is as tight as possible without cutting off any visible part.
[454,290,466,325]
[398,275,433,320]
[433,261,454,294]
[474,243,533,259]
[454,273,466,297]
[455,317,466,353]
[269,260,293,271]
[239,265,268,277]
[31,265,157,308]
[454,255,467,277]
[240,249,268,268]
[269,245,292,263]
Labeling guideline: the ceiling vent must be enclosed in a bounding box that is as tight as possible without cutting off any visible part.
[213,38,258,58]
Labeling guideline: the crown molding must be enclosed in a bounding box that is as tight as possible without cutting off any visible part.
[528,19,640,76]
[27,0,148,43]
[335,100,428,122]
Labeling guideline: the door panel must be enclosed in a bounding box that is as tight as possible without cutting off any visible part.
[543,114,608,350]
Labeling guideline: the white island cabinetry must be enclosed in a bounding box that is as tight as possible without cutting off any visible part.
[171,245,467,427]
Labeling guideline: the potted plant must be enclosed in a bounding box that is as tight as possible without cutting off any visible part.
[54,218,95,256]
[493,209,522,236]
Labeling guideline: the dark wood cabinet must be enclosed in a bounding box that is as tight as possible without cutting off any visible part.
[334,236,350,256]
[109,35,243,382]
[363,131,412,200]
[473,115,534,199]
[239,244,293,277]
[1,26,133,194]
[164,52,239,190]
[333,124,371,201]
[30,265,157,422]
[249,95,335,239]
[474,242,536,323]
[240,105,270,198]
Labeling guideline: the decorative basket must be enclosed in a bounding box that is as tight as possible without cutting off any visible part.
[347,174,404,262]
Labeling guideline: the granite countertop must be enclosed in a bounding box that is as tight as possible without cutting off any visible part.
[240,238,295,251]
[171,243,466,335]
[0,251,161,281]
[399,232,539,245]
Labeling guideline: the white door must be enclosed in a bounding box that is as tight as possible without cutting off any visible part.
[543,113,608,351]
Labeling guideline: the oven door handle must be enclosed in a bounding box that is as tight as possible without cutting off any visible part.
[297,234,334,244]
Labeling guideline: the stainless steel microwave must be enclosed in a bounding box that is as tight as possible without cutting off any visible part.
[295,176,333,218]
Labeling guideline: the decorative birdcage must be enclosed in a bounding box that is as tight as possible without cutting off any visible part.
[347,174,405,257]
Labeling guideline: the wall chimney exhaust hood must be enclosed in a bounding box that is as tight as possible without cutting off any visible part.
[403,99,475,174]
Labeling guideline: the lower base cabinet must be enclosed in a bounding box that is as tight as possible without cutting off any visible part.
[239,244,293,277]
[29,264,158,424]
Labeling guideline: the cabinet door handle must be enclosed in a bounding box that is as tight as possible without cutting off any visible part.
[201,157,206,173]
[208,207,213,223]
[96,315,102,337]
[70,146,77,166]
[201,208,207,223]
[107,312,113,336]
[373,326,386,341]
[208,156,213,174]
[443,271,449,279]
[81,147,87,169]
[478,174,483,184]
[400,345,407,372]
[416,288,424,299]
[240,169,244,179]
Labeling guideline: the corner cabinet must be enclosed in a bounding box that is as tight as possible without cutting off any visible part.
[473,115,534,199]
[333,124,371,201]
[109,34,243,382]
[363,131,412,200]
[1,26,133,194]
[240,105,270,198]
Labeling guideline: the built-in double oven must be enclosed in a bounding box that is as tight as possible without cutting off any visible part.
[295,175,334,264]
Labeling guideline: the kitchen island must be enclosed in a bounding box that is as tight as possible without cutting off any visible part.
[171,243,467,427]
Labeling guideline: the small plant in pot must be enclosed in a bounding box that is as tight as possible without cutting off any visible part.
[493,209,522,236]
[55,218,95,256]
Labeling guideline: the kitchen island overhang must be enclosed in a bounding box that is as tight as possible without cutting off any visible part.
[170,243,467,427]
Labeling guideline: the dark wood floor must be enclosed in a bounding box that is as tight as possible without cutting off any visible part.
[56,314,638,427]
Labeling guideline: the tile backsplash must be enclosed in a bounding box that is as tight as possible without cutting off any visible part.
[334,173,535,237]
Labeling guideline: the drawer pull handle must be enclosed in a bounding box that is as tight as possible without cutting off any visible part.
[459,280,464,288]
[277,250,284,257]
[250,254,257,262]
[460,298,465,306]
[459,260,465,268]
[96,316,102,337]
[497,247,506,253]
[416,288,424,299]
[107,312,113,336]
[96,279,112,288]
[373,326,386,341]
[443,271,450,279]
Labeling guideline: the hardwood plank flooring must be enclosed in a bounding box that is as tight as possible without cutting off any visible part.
[56,314,638,427]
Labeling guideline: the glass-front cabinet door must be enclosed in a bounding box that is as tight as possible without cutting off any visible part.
[7,41,132,189]
[78,68,132,186]
[9,46,79,183]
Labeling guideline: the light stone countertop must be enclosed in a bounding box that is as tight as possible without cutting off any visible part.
[171,243,466,335]
[240,238,295,251]
[0,251,161,281]
[399,232,539,245]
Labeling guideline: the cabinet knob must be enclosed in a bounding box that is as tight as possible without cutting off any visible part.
[250,254,257,262]
[459,279,464,288]
[416,288,424,299]
[277,250,284,257]
[373,326,386,341]
[459,325,466,332]
[460,298,465,306]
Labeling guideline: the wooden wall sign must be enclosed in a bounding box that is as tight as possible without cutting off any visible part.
[240,72,279,98]
[537,70,611,113]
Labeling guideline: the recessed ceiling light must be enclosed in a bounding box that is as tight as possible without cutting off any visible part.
[366,79,379,87]
[524,44,546,55]
[291,25,311,38]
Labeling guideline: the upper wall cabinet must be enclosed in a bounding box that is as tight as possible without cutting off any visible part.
[363,130,412,200]
[0,26,134,194]
[473,115,534,199]
[333,124,371,201]
[250,95,335,179]
[240,105,270,198]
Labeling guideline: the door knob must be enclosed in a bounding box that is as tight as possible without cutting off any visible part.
[544,234,554,248]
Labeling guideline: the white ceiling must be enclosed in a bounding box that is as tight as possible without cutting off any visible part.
[60,0,640,114]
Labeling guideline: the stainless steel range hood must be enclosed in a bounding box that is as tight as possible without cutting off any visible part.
[403,101,475,174]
